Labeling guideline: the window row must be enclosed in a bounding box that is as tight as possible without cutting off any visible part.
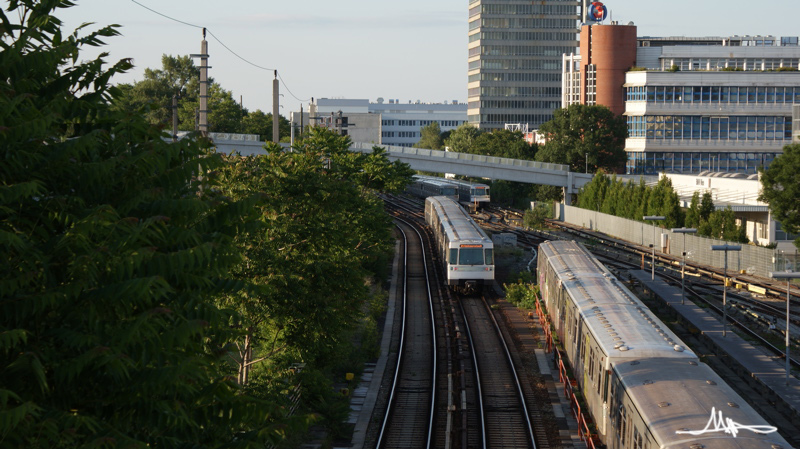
[478,86,562,97]
[480,18,579,30]
[480,4,579,16]
[477,58,563,71]
[626,151,779,175]
[661,58,800,71]
[468,72,562,83]
[478,44,571,57]
[398,131,418,138]
[469,30,578,43]
[469,113,554,127]
[626,85,800,104]
[627,115,792,140]
[478,100,561,110]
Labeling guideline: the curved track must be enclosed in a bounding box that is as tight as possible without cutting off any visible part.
[376,218,437,449]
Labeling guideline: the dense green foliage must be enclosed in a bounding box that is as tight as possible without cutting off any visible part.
[524,202,554,230]
[1,2,289,446]
[415,122,443,149]
[535,104,628,173]
[759,143,800,249]
[504,283,538,309]
[578,174,748,243]
[1,3,412,446]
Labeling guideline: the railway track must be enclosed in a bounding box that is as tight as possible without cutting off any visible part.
[376,218,437,448]
[457,294,536,449]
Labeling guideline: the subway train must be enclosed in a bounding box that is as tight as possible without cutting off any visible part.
[425,196,494,293]
[440,177,491,207]
[406,175,459,202]
[537,240,789,449]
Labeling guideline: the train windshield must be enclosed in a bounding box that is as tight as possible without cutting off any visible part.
[484,248,493,265]
[449,249,458,263]
[458,248,485,265]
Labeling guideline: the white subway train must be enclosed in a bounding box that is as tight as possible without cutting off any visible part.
[537,240,789,449]
[407,175,459,202]
[425,196,494,293]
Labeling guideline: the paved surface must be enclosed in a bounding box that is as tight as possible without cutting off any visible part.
[630,269,800,424]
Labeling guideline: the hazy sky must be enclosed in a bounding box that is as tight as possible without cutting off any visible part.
[55,0,799,116]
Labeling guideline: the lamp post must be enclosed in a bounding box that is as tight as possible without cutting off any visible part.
[769,271,800,386]
[644,216,665,280]
[671,228,697,305]
[585,152,588,174]
[711,244,741,337]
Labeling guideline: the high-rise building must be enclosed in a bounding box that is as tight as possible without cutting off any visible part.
[467,0,580,130]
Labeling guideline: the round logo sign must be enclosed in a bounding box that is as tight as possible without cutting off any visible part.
[588,2,608,22]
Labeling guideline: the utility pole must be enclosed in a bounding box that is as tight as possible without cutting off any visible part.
[191,29,210,137]
[272,70,279,143]
[172,94,178,142]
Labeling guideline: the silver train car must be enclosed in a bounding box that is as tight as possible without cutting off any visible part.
[537,240,789,449]
[406,175,459,202]
[442,177,491,207]
[425,196,494,293]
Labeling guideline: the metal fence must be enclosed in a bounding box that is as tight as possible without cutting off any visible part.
[558,204,789,279]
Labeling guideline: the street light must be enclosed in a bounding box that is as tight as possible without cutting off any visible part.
[585,152,588,174]
[671,228,697,305]
[644,216,665,280]
[769,271,800,386]
[711,244,742,337]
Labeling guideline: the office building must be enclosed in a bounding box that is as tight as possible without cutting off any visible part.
[468,0,580,130]
[563,28,800,175]
[292,98,467,147]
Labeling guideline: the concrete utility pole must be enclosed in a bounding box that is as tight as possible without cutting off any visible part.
[172,94,178,142]
[191,29,210,137]
[272,70,279,143]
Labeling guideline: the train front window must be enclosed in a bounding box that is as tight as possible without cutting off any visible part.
[449,249,458,263]
[484,248,493,264]
[458,248,484,265]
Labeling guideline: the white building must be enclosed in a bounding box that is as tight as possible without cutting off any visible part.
[291,98,467,148]
[562,33,800,176]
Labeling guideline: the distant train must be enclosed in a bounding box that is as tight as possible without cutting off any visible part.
[443,177,491,207]
[407,175,459,203]
[425,196,494,293]
[408,175,490,208]
[537,240,789,449]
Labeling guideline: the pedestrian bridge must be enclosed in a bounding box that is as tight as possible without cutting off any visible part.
[211,135,593,203]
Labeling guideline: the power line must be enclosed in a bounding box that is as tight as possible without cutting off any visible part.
[129,0,310,103]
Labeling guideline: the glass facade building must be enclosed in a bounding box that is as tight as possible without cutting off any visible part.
[467,0,580,130]
[625,72,800,175]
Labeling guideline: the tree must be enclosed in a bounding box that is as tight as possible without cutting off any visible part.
[471,128,537,160]
[242,109,291,141]
[112,54,199,127]
[1,3,288,446]
[760,143,800,248]
[535,104,628,173]
[524,202,553,230]
[416,122,444,149]
[444,122,482,153]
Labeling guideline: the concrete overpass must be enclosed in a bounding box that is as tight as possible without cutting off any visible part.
[211,135,594,204]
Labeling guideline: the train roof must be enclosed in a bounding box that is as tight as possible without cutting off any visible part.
[441,177,490,189]
[539,240,696,361]
[412,175,457,188]
[426,196,491,244]
[615,358,789,448]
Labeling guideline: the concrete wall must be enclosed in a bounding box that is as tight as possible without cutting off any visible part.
[558,204,778,278]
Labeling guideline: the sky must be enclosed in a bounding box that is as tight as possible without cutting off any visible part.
[54,0,799,117]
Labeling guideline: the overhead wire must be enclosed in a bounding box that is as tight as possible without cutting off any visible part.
[129,0,311,103]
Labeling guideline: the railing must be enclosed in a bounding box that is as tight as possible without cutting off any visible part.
[535,296,598,449]
[349,141,570,172]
